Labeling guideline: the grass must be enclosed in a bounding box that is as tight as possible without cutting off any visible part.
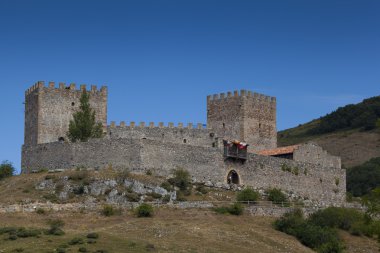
[0,208,377,253]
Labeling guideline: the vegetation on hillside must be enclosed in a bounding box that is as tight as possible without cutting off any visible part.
[308,96,380,134]
[275,207,380,253]
[0,161,14,180]
[347,157,380,197]
[67,91,103,142]
[278,95,380,147]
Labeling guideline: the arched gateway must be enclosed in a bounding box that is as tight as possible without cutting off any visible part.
[227,170,240,184]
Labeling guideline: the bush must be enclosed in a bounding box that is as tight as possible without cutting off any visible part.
[16,228,41,238]
[236,188,259,202]
[0,161,15,180]
[46,219,65,235]
[160,181,173,191]
[274,209,344,253]
[228,203,243,215]
[168,168,191,191]
[126,192,140,202]
[213,203,243,216]
[136,203,154,217]
[68,170,89,182]
[162,195,171,203]
[267,188,287,204]
[101,205,116,216]
[36,208,46,215]
[86,232,99,239]
[68,237,84,245]
[308,207,364,231]
[196,185,208,194]
[274,209,305,236]
[78,247,88,252]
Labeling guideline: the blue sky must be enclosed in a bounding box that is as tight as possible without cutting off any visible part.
[0,0,379,173]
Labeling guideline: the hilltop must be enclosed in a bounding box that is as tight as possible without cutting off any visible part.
[278,96,380,168]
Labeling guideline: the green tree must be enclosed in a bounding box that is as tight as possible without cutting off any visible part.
[67,91,103,142]
[0,161,15,180]
[362,187,380,218]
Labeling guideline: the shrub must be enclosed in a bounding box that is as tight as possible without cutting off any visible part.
[148,192,162,199]
[36,208,46,215]
[47,219,65,236]
[176,191,187,202]
[274,209,344,253]
[196,185,208,194]
[228,203,243,215]
[274,209,305,236]
[8,234,17,240]
[78,247,88,252]
[86,232,99,239]
[146,169,153,176]
[68,170,89,182]
[125,192,140,202]
[56,248,66,253]
[162,195,171,203]
[168,168,191,191]
[136,203,154,217]
[68,237,84,245]
[16,228,41,238]
[236,188,259,202]
[213,206,229,214]
[160,181,173,191]
[87,239,97,244]
[213,203,243,216]
[267,188,287,204]
[0,161,15,180]
[308,207,364,231]
[101,205,116,216]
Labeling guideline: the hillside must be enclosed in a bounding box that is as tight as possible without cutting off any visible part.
[278,95,380,168]
[0,172,378,253]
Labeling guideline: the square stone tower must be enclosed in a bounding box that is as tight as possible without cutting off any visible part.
[24,81,108,146]
[207,90,277,152]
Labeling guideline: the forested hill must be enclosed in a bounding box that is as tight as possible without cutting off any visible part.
[278,95,380,168]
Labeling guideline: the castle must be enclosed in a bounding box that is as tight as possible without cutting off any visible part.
[22,81,345,205]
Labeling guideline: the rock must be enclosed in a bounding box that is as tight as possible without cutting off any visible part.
[36,179,55,190]
[204,181,213,187]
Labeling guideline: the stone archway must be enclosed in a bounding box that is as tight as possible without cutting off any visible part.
[227,170,240,185]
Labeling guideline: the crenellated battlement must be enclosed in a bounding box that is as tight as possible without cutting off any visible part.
[207,89,276,103]
[108,121,208,130]
[25,81,107,96]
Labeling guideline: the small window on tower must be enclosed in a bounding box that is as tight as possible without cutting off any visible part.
[71,102,75,106]
[222,123,225,128]
[183,139,187,143]
[259,123,261,129]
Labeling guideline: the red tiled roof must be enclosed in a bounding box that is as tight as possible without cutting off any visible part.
[257,145,300,156]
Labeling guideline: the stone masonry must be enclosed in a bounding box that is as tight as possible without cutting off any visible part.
[22,82,346,205]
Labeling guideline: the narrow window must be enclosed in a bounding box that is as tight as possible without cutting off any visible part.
[71,102,75,106]
[183,139,187,143]
[222,123,225,128]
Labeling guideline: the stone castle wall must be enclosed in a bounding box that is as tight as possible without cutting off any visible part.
[107,121,217,147]
[24,82,107,145]
[22,138,346,205]
[207,90,276,152]
[294,143,341,169]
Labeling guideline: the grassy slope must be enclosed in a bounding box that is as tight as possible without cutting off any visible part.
[0,209,378,253]
[278,124,380,168]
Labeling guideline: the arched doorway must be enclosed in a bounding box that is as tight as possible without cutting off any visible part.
[227,170,240,184]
